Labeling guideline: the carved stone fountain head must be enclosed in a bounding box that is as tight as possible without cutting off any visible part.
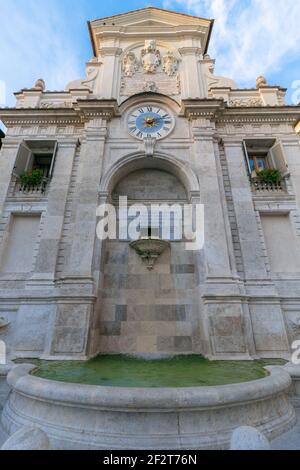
[130,237,170,270]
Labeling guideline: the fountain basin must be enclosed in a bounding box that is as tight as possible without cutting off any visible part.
[130,237,170,270]
[1,364,295,450]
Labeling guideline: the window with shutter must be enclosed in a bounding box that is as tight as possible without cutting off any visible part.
[14,141,32,175]
[13,140,58,193]
[243,139,288,178]
[268,140,289,176]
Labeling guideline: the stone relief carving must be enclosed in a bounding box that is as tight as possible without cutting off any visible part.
[229,97,263,107]
[141,40,161,74]
[143,81,158,92]
[122,52,139,77]
[40,101,74,109]
[162,51,178,76]
[120,42,181,98]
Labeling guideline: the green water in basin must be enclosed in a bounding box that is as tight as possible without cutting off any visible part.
[22,355,286,388]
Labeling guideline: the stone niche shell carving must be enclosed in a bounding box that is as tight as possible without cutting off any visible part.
[122,51,139,77]
[163,51,178,76]
[141,40,161,74]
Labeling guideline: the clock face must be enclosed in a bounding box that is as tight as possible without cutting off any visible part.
[128,105,174,140]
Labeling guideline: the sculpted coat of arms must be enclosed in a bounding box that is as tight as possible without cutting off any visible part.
[120,41,180,97]
[162,51,178,76]
[141,40,161,74]
[122,51,139,77]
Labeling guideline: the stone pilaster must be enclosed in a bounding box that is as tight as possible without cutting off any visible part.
[223,138,290,357]
[192,124,255,359]
[192,123,232,280]
[64,118,107,280]
[222,139,269,280]
[0,138,20,216]
[178,47,205,99]
[95,47,122,99]
[46,118,108,359]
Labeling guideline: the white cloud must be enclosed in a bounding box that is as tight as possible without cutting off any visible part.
[163,0,300,86]
[0,0,84,106]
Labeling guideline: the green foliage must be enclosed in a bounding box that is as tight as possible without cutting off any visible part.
[257,168,281,184]
[19,169,44,189]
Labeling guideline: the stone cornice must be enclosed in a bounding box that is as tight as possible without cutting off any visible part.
[0,108,82,127]
[74,99,120,121]
[179,100,300,124]
[180,99,225,120]
[218,106,300,125]
[0,100,120,127]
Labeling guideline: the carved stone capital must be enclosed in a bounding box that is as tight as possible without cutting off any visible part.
[178,47,202,56]
[98,47,123,57]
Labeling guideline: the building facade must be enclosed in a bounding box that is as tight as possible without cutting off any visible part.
[0,7,300,361]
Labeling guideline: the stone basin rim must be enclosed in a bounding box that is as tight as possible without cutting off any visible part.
[6,364,292,411]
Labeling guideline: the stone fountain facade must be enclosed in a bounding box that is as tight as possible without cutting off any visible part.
[0,7,300,360]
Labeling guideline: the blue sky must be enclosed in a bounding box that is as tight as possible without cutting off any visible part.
[0,0,299,111]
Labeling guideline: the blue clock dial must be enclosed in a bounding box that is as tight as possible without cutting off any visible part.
[128,105,174,140]
[136,112,164,134]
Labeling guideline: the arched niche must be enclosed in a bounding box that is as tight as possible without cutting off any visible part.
[100,153,200,202]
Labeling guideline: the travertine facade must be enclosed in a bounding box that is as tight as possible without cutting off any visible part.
[0,7,300,360]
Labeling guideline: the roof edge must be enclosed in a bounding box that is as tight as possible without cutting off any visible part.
[89,6,214,25]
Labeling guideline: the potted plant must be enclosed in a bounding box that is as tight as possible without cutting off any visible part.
[256,168,282,185]
[19,169,44,190]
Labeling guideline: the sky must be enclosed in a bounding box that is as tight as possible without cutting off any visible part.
[0,0,299,113]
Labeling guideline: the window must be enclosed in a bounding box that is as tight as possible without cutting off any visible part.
[249,154,268,175]
[243,139,288,178]
[14,140,58,179]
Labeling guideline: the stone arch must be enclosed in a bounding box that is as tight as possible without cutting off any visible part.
[99,152,200,201]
